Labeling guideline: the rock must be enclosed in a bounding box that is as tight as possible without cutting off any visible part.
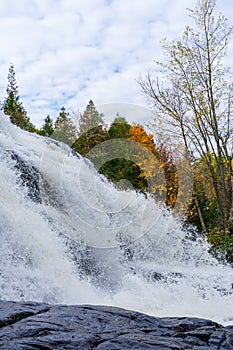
[0,301,232,349]
[10,151,41,203]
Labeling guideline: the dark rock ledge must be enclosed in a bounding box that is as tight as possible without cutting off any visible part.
[0,301,233,349]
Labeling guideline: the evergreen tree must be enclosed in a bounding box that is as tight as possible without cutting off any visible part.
[38,115,54,136]
[79,100,104,135]
[52,107,77,146]
[107,115,131,139]
[6,63,18,96]
[73,100,106,155]
[2,64,35,132]
[73,124,107,156]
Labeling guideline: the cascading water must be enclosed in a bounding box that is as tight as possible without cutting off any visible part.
[0,114,233,325]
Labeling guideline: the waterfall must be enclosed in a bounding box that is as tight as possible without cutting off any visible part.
[0,114,232,325]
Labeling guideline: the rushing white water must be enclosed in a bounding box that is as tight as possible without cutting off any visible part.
[0,114,233,325]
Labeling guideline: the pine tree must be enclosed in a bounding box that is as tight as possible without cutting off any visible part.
[72,100,106,155]
[38,115,54,136]
[73,125,107,156]
[6,63,18,96]
[52,107,77,146]
[107,115,131,139]
[79,100,104,134]
[2,64,35,132]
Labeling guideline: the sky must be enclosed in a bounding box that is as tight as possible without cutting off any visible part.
[0,0,232,127]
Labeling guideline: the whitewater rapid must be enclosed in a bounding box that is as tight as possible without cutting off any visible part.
[0,114,233,325]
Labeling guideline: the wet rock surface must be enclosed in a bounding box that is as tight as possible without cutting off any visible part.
[0,301,233,349]
[10,151,42,203]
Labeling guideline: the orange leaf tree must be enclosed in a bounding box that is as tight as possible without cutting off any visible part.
[129,124,178,207]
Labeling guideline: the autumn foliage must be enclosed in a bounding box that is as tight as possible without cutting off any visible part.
[129,124,178,207]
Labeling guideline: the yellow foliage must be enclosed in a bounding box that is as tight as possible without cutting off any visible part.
[128,124,179,207]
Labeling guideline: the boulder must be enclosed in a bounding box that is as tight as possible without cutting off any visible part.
[0,301,232,349]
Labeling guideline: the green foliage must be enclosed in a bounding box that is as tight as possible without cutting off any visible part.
[72,125,107,156]
[99,116,148,192]
[207,228,233,263]
[38,115,54,136]
[186,155,232,235]
[52,107,77,146]
[2,64,35,132]
[79,100,104,134]
[100,158,147,191]
[187,194,219,231]
[73,100,107,156]
[107,115,131,139]
[6,63,18,96]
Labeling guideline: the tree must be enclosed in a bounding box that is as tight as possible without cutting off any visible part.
[99,116,147,191]
[2,64,35,132]
[129,124,178,206]
[38,115,54,136]
[78,100,104,135]
[73,100,106,156]
[52,107,77,146]
[187,156,219,230]
[72,124,107,156]
[139,0,233,231]
[107,115,131,139]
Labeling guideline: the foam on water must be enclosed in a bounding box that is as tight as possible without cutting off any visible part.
[0,115,233,325]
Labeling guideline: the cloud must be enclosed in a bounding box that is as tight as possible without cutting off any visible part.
[0,0,232,127]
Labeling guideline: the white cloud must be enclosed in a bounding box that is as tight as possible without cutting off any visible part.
[0,0,232,127]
